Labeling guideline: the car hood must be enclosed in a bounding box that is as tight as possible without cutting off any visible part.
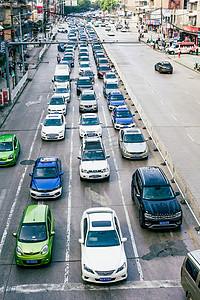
[80,125,101,133]
[124,142,147,152]
[42,125,64,134]
[31,177,60,190]
[81,160,108,170]
[82,245,126,271]
[80,100,96,106]
[116,117,133,124]
[0,151,13,159]
[48,104,66,110]
[54,92,69,98]
[18,240,47,253]
[143,198,180,214]
[105,88,119,95]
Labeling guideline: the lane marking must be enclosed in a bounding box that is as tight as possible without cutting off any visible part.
[4,280,181,294]
[160,100,165,106]
[64,106,74,284]
[171,114,177,121]
[187,133,194,142]
[0,109,45,257]
[102,106,144,281]
[0,189,6,209]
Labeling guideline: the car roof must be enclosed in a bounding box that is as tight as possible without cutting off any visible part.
[36,157,58,168]
[78,76,90,80]
[110,91,122,95]
[45,114,62,120]
[122,128,141,134]
[81,89,95,95]
[82,113,98,118]
[0,134,14,142]
[23,205,47,223]
[85,207,115,231]
[115,106,129,111]
[138,167,169,187]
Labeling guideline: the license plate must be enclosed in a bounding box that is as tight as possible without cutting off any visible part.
[100,277,111,281]
[49,137,55,139]
[88,134,94,137]
[92,175,100,178]
[133,155,140,158]
[123,125,128,128]
[26,260,38,264]
[41,193,50,196]
[86,108,91,111]
[0,162,6,164]
[160,221,169,225]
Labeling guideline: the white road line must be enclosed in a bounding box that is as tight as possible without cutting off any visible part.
[0,109,45,257]
[3,280,181,294]
[160,100,165,106]
[171,114,177,121]
[0,189,6,209]
[64,106,74,284]
[187,133,194,142]
[195,100,200,105]
[152,90,157,95]
[47,94,49,99]
[102,106,144,281]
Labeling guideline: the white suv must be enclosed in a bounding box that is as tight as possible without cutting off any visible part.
[79,113,102,138]
[79,90,98,113]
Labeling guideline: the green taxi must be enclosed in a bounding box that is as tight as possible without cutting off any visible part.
[13,205,55,266]
[0,134,20,166]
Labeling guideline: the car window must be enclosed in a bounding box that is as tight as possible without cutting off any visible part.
[136,172,142,194]
[82,117,99,125]
[19,223,47,242]
[114,217,120,240]
[83,218,88,243]
[86,230,120,247]
[186,258,199,282]
[143,186,174,200]
[124,134,144,143]
[44,118,62,126]
[47,210,52,234]
[50,98,65,105]
[0,142,13,152]
[82,150,105,161]
[56,160,61,174]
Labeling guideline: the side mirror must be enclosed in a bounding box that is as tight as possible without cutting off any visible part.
[52,79,54,82]
[29,173,33,176]
[132,114,135,116]
[77,156,81,160]
[175,191,180,196]
[136,193,140,198]
[79,238,84,244]
[50,231,55,236]
[41,123,43,126]
[121,237,127,243]
[119,138,122,142]
[60,172,63,175]
[13,233,17,238]
[106,155,110,159]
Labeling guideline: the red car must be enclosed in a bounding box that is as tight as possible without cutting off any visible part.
[97,65,110,79]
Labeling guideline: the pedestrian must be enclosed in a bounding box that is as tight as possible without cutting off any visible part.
[153,43,155,50]
[178,49,181,58]
[57,54,61,64]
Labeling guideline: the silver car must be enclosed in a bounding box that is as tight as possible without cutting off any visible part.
[118,128,148,159]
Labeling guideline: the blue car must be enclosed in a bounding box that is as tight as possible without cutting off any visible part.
[111,107,135,130]
[29,157,63,199]
[107,91,126,111]
[57,44,65,52]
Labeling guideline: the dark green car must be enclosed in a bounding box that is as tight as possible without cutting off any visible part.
[13,205,55,267]
[0,134,20,166]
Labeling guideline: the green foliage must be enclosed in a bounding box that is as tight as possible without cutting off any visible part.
[100,0,116,11]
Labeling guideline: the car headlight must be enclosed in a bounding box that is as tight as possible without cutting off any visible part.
[8,153,14,159]
[116,262,126,273]
[58,130,63,134]
[81,169,88,173]
[102,167,109,172]
[31,186,37,191]
[84,264,94,274]
[123,147,128,154]
[174,211,182,218]
[41,244,48,255]
[16,246,23,256]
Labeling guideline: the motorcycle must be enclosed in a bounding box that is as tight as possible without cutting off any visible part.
[194,62,200,71]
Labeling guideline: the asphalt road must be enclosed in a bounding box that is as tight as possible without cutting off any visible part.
[0,25,199,300]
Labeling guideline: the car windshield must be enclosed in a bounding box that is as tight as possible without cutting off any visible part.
[80,64,90,68]
[82,150,105,161]
[55,88,68,93]
[50,98,64,105]
[19,223,47,243]
[82,117,99,125]
[99,66,109,71]
[110,94,124,100]
[86,230,120,247]
[34,167,58,179]
[81,94,95,100]
[63,56,72,61]
[99,59,108,63]
[0,142,13,151]
[83,71,93,76]
[44,118,62,126]
[116,111,132,118]
[54,75,69,82]
[143,186,174,200]
[107,74,116,79]
[106,84,118,89]
[163,63,171,67]
[124,134,144,143]
[80,57,89,61]
[78,79,91,85]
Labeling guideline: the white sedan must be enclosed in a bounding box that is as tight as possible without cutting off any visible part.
[79,207,127,283]
[79,113,102,138]
[79,62,91,75]
[41,114,66,140]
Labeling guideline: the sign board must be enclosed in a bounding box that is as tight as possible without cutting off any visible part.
[174,32,178,37]
[2,89,9,103]
[173,38,178,46]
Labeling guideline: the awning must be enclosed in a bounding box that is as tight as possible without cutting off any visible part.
[188,12,197,17]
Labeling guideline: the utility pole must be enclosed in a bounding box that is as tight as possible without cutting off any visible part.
[161,0,163,40]
[5,42,11,102]
[10,0,18,85]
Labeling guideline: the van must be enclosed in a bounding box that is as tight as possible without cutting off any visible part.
[166,42,196,55]
[181,249,200,300]
[52,65,70,91]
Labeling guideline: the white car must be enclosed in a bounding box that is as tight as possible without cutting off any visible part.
[79,62,91,75]
[54,85,71,103]
[77,136,110,180]
[47,95,67,115]
[41,114,66,140]
[118,128,148,159]
[108,30,115,36]
[79,113,102,138]
[79,207,127,283]
[103,72,118,85]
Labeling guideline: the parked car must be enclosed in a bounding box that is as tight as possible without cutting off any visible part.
[79,113,102,138]
[29,157,63,199]
[13,204,55,266]
[79,207,127,283]
[131,166,182,229]
[111,107,135,130]
[41,114,66,140]
[0,134,20,166]
[118,128,148,159]
[155,61,173,74]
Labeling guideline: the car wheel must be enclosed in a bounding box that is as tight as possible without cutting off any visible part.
[80,176,84,181]
[154,65,157,71]
[170,71,173,74]
[139,209,145,228]
[171,51,175,55]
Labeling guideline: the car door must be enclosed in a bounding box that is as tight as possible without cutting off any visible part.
[119,130,124,150]
[134,171,143,210]
[47,208,54,250]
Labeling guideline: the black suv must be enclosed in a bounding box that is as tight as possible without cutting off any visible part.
[131,167,182,229]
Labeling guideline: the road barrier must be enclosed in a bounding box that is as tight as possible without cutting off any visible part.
[11,72,28,102]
